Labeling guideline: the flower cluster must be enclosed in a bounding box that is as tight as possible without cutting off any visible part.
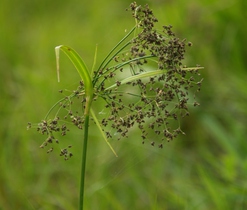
[94,2,202,147]
[28,2,202,159]
[27,84,85,160]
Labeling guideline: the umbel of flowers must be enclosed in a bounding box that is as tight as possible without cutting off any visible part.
[28,2,203,160]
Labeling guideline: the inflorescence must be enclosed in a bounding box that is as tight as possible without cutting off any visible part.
[27,2,202,159]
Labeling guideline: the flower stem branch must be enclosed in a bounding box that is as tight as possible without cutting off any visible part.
[93,26,136,85]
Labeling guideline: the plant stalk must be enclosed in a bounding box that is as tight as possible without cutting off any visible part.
[79,113,90,210]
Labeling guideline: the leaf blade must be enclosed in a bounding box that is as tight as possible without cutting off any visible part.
[90,109,118,157]
[105,67,204,90]
[55,45,93,114]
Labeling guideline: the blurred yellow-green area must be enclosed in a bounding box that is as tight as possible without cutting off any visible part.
[1,0,247,209]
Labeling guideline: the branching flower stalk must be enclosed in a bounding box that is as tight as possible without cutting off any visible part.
[27,2,203,210]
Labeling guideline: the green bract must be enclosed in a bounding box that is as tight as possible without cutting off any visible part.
[55,45,93,115]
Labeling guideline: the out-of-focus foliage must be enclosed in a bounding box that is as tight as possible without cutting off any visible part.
[0,0,246,209]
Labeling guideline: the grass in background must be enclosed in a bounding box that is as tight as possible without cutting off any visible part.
[0,0,247,209]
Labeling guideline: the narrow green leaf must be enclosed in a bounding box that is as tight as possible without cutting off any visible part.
[91,44,98,78]
[55,45,93,114]
[105,67,204,90]
[90,109,118,157]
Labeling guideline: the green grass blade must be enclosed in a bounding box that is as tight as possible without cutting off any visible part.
[105,70,163,90]
[91,44,98,78]
[105,67,204,90]
[90,109,118,157]
[55,45,93,114]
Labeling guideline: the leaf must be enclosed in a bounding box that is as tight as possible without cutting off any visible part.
[90,109,118,157]
[55,45,93,114]
[105,67,203,90]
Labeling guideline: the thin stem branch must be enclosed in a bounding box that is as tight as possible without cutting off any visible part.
[96,55,155,91]
[93,26,136,86]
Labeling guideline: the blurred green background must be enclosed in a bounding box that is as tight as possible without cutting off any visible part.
[1,0,246,209]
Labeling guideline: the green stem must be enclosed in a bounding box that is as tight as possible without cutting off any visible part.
[79,113,90,210]
[92,26,136,86]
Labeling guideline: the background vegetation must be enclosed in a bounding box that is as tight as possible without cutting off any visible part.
[0,0,246,209]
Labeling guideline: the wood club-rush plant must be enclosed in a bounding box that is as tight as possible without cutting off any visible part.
[28,2,203,209]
